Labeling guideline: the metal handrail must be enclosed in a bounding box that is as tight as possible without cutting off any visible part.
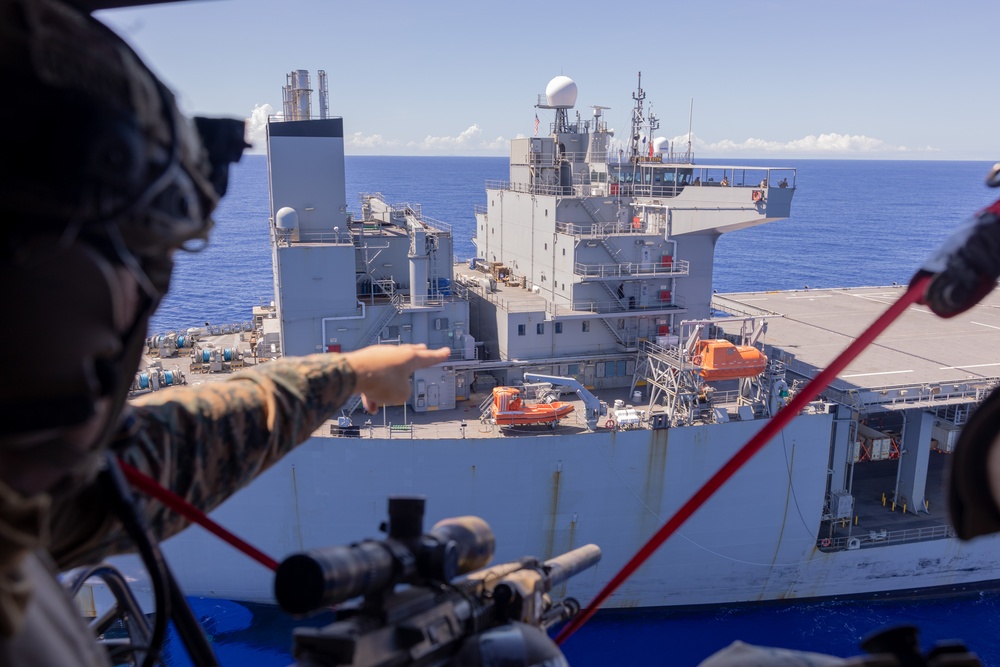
[272,227,354,246]
[821,377,1000,412]
[820,524,955,551]
[560,296,687,316]
[573,260,690,278]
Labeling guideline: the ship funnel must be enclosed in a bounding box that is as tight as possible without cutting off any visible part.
[282,70,313,120]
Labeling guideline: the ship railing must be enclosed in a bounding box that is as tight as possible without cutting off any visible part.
[518,150,611,166]
[467,284,542,313]
[711,295,783,318]
[415,214,452,234]
[555,220,665,236]
[822,524,955,551]
[555,296,687,316]
[486,180,614,199]
[705,389,742,407]
[573,260,690,278]
[354,196,454,234]
[272,227,355,246]
[819,377,1000,412]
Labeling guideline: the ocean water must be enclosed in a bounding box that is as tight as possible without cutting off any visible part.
[155,156,1000,666]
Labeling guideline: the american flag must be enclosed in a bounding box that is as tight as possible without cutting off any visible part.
[534,114,539,136]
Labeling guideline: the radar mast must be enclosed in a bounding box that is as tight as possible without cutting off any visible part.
[628,71,659,163]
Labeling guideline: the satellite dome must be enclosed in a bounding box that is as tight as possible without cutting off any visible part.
[275,206,299,230]
[545,76,578,109]
[653,137,670,153]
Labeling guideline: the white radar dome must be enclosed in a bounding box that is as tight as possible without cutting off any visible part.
[275,206,299,230]
[545,76,578,109]
[653,137,670,154]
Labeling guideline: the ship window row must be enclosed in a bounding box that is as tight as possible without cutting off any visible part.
[516,322,567,336]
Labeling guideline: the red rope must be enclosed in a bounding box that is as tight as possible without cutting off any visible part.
[556,276,931,644]
[118,460,279,572]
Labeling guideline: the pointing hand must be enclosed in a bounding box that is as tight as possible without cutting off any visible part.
[342,344,451,413]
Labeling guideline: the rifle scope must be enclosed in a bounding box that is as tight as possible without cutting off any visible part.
[274,497,495,614]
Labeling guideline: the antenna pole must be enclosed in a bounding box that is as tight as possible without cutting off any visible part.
[687,98,694,160]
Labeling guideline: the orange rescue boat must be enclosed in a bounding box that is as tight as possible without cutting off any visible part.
[491,386,574,426]
[691,339,767,381]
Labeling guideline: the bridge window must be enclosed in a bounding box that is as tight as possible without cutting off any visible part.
[518,324,526,336]
[555,322,563,334]
[537,323,544,334]
[582,321,590,333]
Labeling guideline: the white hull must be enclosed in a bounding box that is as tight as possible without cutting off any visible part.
[154,411,1000,609]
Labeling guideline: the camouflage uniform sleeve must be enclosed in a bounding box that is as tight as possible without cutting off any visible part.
[48,353,356,568]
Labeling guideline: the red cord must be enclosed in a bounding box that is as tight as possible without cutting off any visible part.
[556,275,932,644]
[118,460,279,572]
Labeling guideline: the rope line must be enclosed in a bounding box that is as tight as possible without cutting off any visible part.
[118,460,279,572]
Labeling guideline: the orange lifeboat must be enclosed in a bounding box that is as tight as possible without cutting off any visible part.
[691,339,767,381]
[491,386,575,426]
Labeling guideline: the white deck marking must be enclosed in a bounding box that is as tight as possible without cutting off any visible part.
[972,321,1000,331]
[786,294,833,299]
[938,362,1000,370]
[841,369,914,378]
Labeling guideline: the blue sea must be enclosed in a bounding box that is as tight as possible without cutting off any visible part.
[156,156,1000,666]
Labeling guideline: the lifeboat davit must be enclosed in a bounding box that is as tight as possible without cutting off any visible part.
[491,386,574,426]
[691,339,767,381]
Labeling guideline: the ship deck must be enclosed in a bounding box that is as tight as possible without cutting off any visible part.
[712,285,1000,411]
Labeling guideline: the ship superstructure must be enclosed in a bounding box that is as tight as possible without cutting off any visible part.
[122,72,1000,613]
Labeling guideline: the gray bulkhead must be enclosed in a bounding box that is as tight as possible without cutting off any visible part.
[267,118,467,411]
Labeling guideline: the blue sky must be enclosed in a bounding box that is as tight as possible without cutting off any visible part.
[98,0,999,160]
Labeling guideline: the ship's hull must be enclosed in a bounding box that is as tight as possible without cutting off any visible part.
[154,410,1000,609]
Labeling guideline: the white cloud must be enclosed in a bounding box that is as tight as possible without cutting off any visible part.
[245,104,273,153]
[673,132,938,156]
[418,124,507,152]
[347,131,402,150]
[341,124,510,154]
[246,114,934,157]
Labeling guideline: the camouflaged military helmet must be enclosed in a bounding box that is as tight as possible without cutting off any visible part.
[0,0,246,288]
[0,0,246,439]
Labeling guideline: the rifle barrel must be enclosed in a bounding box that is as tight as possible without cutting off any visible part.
[544,544,601,588]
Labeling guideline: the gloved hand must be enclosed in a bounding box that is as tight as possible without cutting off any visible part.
[911,164,1000,318]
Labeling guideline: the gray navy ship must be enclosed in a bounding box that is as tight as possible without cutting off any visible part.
[129,71,1000,611]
